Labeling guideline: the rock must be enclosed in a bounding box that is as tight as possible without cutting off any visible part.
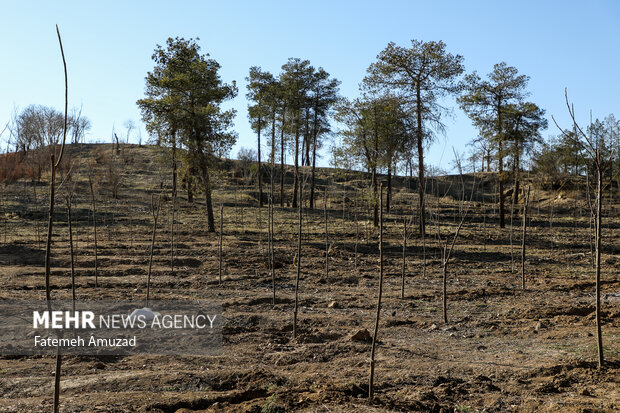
[535,321,545,331]
[134,288,142,293]
[429,323,438,331]
[350,328,372,342]
[328,301,340,309]
[128,307,160,321]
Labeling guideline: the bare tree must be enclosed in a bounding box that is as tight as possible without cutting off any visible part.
[441,150,475,324]
[324,186,329,278]
[124,119,135,143]
[69,106,91,144]
[552,89,616,368]
[88,168,99,287]
[521,185,531,289]
[219,203,223,284]
[293,173,304,339]
[401,215,409,299]
[354,198,359,271]
[369,183,384,401]
[146,193,162,307]
[45,25,68,413]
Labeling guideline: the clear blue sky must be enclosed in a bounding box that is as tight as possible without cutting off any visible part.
[1,0,618,172]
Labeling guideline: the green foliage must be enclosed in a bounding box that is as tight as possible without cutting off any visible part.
[365,39,465,141]
[137,36,238,167]
[137,37,237,230]
[333,95,410,173]
[459,62,530,147]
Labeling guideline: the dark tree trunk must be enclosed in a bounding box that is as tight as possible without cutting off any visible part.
[372,166,378,227]
[146,195,161,307]
[309,106,319,209]
[187,166,194,203]
[416,86,426,235]
[369,184,384,401]
[219,203,223,284]
[386,164,392,213]
[202,164,216,232]
[401,216,406,299]
[303,107,311,166]
[293,177,303,339]
[513,150,521,206]
[257,115,263,207]
[595,164,604,368]
[171,133,177,275]
[324,186,329,278]
[280,107,286,207]
[497,102,505,228]
[88,176,98,287]
[521,186,530,289]
[292,125,300,208]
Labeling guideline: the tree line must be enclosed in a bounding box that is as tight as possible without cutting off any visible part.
[4,37,619,234]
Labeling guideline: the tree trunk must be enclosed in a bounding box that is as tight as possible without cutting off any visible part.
[354,199,359,271]
[514,153,521,206]
[270,111,276,305]
[442,254,448,324]
[386,164,392,213]
[293,177,303,339]
[67,197,75,308]
[372,167,378,227]
[521,186,530,289]
[171,135,177,275]
[257,115,263,207]
[88,177,98,287]
[401,216,406,299]
[202,164,216,232]
[187,166,194,203]
[51,29,67,413]
[497,102,505,228]
[219,203,223,284]
[416,85,426,235]
[369,184,384,402]
[309,111,319,209]
[324,186,329,278]
[303,107,311,166]
[146,194,161,307]
[292,125,300,208]
[595,164,604,368]
[280,107,286,208]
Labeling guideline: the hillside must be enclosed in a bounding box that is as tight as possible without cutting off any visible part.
[0,143,618,412]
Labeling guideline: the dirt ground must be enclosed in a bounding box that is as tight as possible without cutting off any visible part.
[0,144,618,412]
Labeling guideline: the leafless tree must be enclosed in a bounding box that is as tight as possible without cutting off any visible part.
[552,89,616,368]
[44,25,68,413]
[324,186,329,278]
[219,203,223,284]
[441,150,475,324]
[293,173,306,339]
[146,193,162,307]
[124,119,135,143]
[69,106,91,144]
[521,185,531,289]
[369,183,384,401]
[88,168,99,287]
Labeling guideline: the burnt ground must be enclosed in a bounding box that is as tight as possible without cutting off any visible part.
[0,144,618,412]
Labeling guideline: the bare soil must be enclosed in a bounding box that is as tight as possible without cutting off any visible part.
[0,144,618,412]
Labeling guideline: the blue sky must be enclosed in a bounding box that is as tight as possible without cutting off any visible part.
[1,1,618,172]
